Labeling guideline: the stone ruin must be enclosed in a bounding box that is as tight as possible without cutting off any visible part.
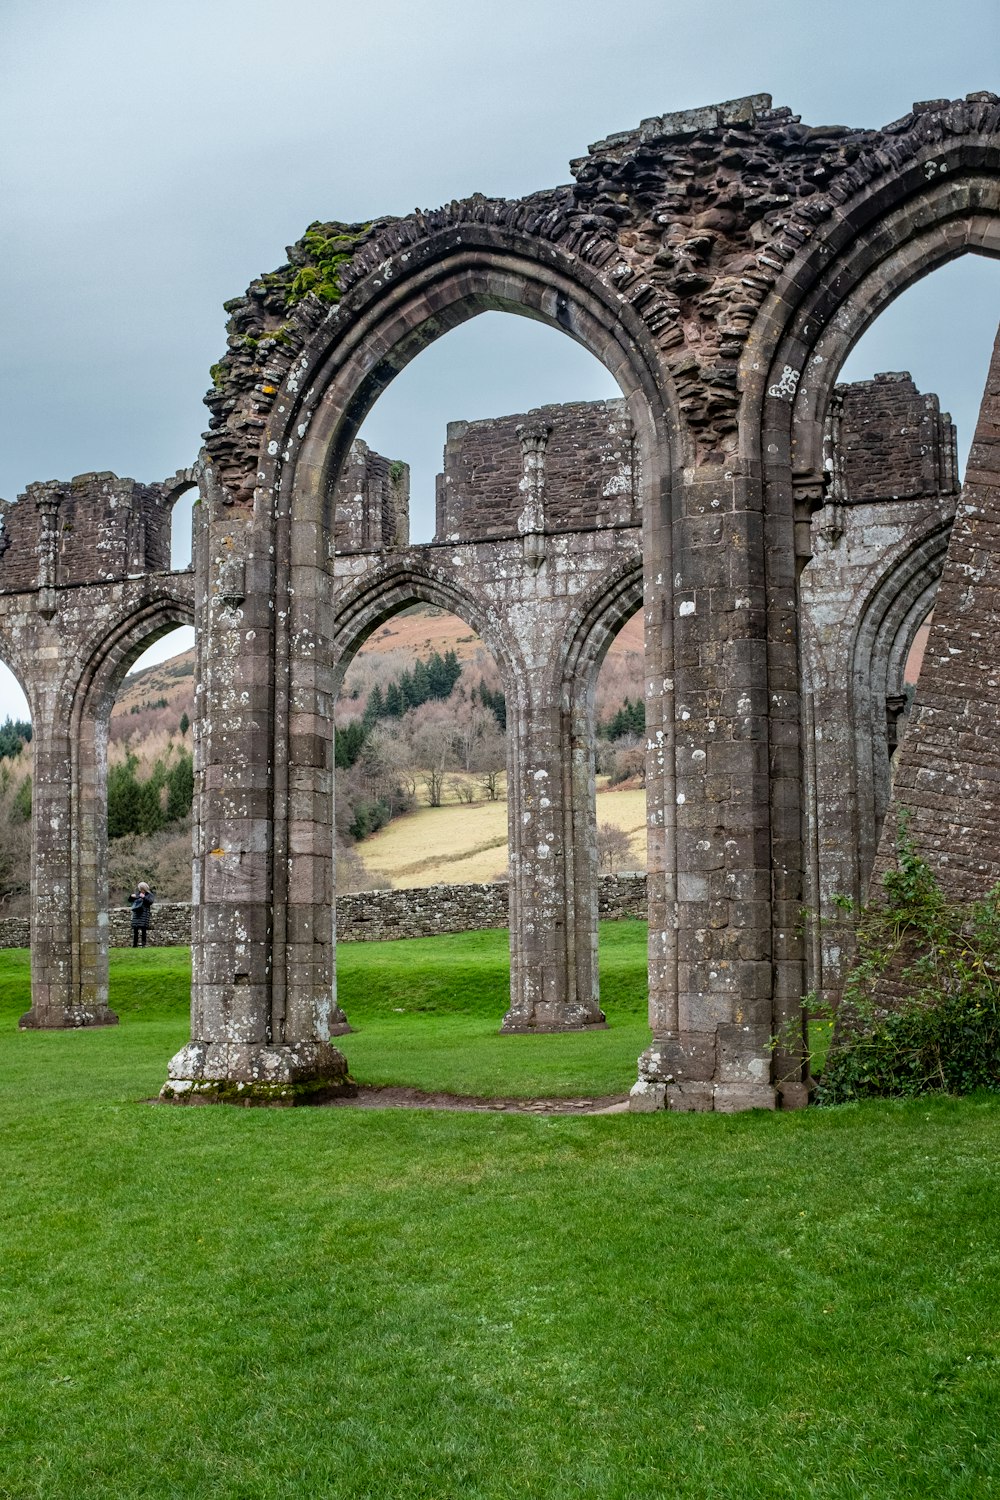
[1,89,999,1110]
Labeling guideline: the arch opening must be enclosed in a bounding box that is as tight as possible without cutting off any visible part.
[334,600,508,895]
[354,312,621,545]
[168,485,198,572]
[0,652,33,923]
[66,605,195,1019]
[269,251,672,1063]
[785,240,1000,1058]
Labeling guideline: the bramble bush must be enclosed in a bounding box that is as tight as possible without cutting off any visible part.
[818,823,1000,1103]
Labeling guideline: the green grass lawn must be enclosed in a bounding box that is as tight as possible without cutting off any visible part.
[1,939,998,1498]
[337,923,652,1097]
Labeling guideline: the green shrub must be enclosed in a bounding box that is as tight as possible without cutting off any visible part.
[818,824,1000,1103]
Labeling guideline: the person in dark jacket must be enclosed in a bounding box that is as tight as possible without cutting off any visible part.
[128,883,154,947]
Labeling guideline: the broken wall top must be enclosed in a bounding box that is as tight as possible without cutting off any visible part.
[0,472,176,592]
[830,373,959,504]
[202,90,1000,508]
[435,399,637,541]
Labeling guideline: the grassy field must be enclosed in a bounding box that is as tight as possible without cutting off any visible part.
[1,941,998,1498]
[362,786,647,887]
[338,924,651,1097]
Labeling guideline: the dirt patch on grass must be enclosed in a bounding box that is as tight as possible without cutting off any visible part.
[326,1085,630,1115]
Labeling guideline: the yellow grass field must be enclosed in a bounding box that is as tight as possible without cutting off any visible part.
[360,783,647,887]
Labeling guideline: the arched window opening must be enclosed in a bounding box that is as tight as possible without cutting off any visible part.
[839,257,1000,481]
[594,611,646,877]
[354,312,621,545]
[168,486,197,572]
[0,658,32,922]
[798,253,1000,1035]
[334,603,507,895]
[106,624,196,910]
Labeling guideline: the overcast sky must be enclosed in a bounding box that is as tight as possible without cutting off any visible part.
[1,0,998,719]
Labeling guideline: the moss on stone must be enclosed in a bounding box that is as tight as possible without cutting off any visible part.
[285,222,372,307]
[161,1073,357,1108]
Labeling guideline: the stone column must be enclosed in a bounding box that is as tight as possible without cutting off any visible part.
[499,425,604,1033]
[633,463,781,1111]
[502,680,606,1033]
[566,694,601,1018]
[163,470,351,1101]
[19,672,117,1029]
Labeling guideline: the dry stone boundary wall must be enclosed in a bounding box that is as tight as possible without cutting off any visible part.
[0,875,649,951]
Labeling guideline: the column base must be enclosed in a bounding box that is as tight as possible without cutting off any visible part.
[500,1004,607,1034]
[630,1035,778,1112]
[160,1038,357,1106]
[19,1005,119,1030]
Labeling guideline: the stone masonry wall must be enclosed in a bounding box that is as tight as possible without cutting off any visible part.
[0,903,192,949]
[332,441,409,553]
[831,373,957,504]
[0,473,171,591]
[0,876,649,950]
[434,400,637,540]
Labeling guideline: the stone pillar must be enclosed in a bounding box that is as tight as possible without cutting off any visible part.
[501,680,606,1032]
[163,471,351,1102]
[632,464,780,1111]
[34,484,61,621]
[516,421,550,573]
[566,694,601,1020]
[19,685,117,1029]
[273,550,350,1049]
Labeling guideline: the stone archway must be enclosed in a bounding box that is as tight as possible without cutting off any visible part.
[158,91,1000,1107]
[20,595,195,1029]
[554,559,645,1034]
[172,226,681,1095]
[737,117,1000,1092]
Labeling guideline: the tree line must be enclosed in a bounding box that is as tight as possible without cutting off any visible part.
[362,649,464,723]
[0,719,32,761]
[107,751,194,838]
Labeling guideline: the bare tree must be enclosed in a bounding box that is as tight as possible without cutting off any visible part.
[597,821,634,874]
[410,719,458,808]
[470,725,506,801]
[478,766,504,802]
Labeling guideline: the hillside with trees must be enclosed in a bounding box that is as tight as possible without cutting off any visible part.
[0,605,646,909]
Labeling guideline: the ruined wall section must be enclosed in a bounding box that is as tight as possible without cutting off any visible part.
[204,94,1000,509]
[801,374,959,1005]
[434,400,637,540]
[332,441,409,553]
[0,473,171,593]
[873,324,1000,904]
[830,373,957,504]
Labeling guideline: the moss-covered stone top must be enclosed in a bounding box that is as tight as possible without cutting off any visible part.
[202,218,391,508]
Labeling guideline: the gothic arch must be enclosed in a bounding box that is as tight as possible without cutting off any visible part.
[244,235,680,1046]
[60,594,195,725]
[549,557,646,1033]
[848,523,952,887]
[331,560,515,700]
[732,126,1000,1052]
[747,158,1000,491]
[557,556,645,703]
[62,594,195,1021]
